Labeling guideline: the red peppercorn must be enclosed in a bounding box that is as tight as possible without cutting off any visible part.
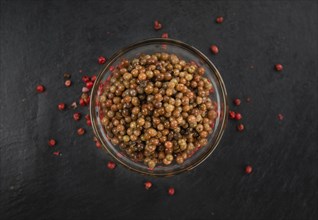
[161,33,168,38]
[48,139,56,147]
[64,80,72,87]
[277,113,284,121]
[85,114,90,120]
[233,98,241,106]
[210,45,219,54]
[216,16,224,24]
[98,56,106,64]
[107,161,116,170]
[229,111,236,119]
[86,81,93,90]
[73,112,81,121]
[245,165,253,174]
[58,103,66,110]
[36,85,45,93]
[77,128,85,136]
[79,98,86,106]
[82,87,89,93]
[53,151,61,156]
[82,75,90,83]
[168,187,175,196]
[235,113,242,120]
[95,141,101,148]
[154,20,162,30]
[84,96,90,105]
[86,119,92,126]
[275,64,283,71]
[144,181,152,190]
[91,75,97,82]
[237,123,245,132]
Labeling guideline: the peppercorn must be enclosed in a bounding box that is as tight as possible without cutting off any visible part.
[48,139,56,147]
[235,113,242,120]
[98,56,106,64]
[154,20,162,30]
[161,33,168,38]
[148,160,156,169]
[65,80,72,87]
[144,181,152,189]
[237,123,245,132]
[98,52,218,168]
[168,187,175,196]
[216,16,224,24]
[176,156,184,164]
[77,128,85,136]
[229,111,236,119]
[245,165,252,174]
[233,98,241,106]
[277,113,284,121]
[275,64,283,71]
[36,84,45,93]
[58,103,66,110]
[107,161,116,170]
[73,112,81,121]
[210,45,219,54]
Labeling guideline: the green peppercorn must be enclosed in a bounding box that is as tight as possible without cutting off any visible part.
[148,160,156,169]
[165,141,173,149]
[176,156,184,164]
[145,85,154,94]
[123,135,130,143]
[147,128,157,137]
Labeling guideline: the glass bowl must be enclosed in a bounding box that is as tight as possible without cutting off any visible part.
[90,38,228,176]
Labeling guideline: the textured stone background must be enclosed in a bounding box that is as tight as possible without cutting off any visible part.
[0,0,317,219]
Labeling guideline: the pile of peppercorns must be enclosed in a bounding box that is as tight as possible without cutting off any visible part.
[99,52,218,169]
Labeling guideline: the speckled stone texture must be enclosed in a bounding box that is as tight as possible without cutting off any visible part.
[0,0,317,220]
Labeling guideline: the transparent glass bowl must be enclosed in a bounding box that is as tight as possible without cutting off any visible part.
[90,38,228,176]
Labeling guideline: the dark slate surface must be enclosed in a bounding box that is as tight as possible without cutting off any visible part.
[0,1,317,219]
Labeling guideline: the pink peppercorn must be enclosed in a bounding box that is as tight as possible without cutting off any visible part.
[53,151,61,156]
[161,33,168,38]
[91,75,97,82]
[48,139,56,147]
[245,165,253,174]
[154,20,162,30]
[210,45,219,54]
[73,112,81,121]
[277,113,284,121]
[237,123,244,132]
[36,85,45,93]
[58,103,66,110]
[235,113,242,120]
[107,161,116,170]
[233,98,241,106]
[82,76,90,83]
[79,98,86,106]
[216,16,224,24]
[64,80,72,87]
[95,141,101,148]
[86,81,94,90]
[168,187,175,196]
[86,119,92,126]
[77,128,85,136]
[144,181,152,190]
[275,64,283,71]
[229,111,236,119]
[98,56,106,64]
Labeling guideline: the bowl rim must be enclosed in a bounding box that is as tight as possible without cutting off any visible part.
[90,38,228,177]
